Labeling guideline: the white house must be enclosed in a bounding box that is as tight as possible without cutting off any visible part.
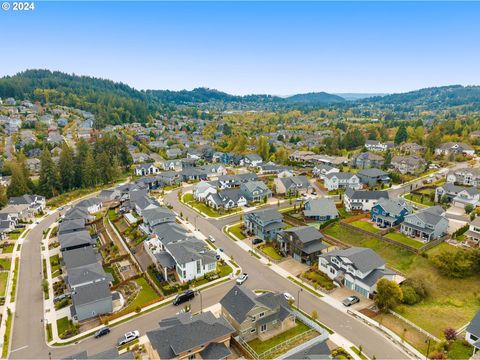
[319,247,396,298]
[313,164,339,179]
[135,163,160,176]
[324,173,361,191]
[465,310,480,352]
[344,188,389,212]
[193,181,218,201]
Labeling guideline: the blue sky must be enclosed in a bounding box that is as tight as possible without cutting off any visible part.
[1,1,479,95]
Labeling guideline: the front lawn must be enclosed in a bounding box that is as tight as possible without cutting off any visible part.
[127,277,159,310]
[301,269,335,290]
[183,194,240,218]
[217,262,233,278]
[447,340,474,359]
[56,316,78,339]
[0,272,9,297]
[247,321,315,357]
[405,193,435,206]
[1,244,15,254]
[325,223,480,338]
[228,223,246,240]
[50,254,61,277]
[0,258,11,271]
[350,220,382,234]
[8,229,24,240]
[258,245,283,261]
[385,232,424,249]
[183,193,194,203]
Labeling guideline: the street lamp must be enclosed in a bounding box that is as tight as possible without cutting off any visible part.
[425,338,431,360]
[297,288,303,310]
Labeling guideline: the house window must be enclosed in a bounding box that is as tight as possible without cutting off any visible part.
[250,328,256,333]
[260,324,267,333]
[196,260,201,274]
[251,316,256,322]
[259,312,265,318]
[188,355,195,360]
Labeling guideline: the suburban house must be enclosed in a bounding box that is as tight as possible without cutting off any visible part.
[323,172,361,191]
[135,163,160,176]
[59,230,96,252]
[63,348,134,360]
[276,226,328,264]
[58,218,86,236]
[194,181,218,201]
[146,311,235,360]
[242,154,263,167]
[313,164,339,179]
[141,207,177,233]
[8,194,46,213]
[0,213,17,237]
[435,142,475,157]
[357,168,391,187]
[435,183,480,207]
[391,156,427,175]
[257,163,294,175]
[220,285,295,341]
[303,198,339,221]
[399,142,426,155]
[244,208,285,241]
[181,168,208,182]
[319,247,396,298]
[75,197,102,214]
[273,176,312,195]
[206,189,247,210]
[465,217,480,245]
[344,188,389,212]
[447,168,480,187]
[371,198,413,227]
[240,181,272,203]
[200,164,227,178]
[364,140,394,152]
[465,310,480,353]
[350,152,385,169]
[400,206,449,241]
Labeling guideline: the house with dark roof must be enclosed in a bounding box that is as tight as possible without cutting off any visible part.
[274,176,312,195]
[75,197,102,214]
[242,154,263,167]
[63,348,134,360]
[141,207,176,233]
[134,163,160,176]
[8,194,46,212]
[435,183,480,207]
[244,208,285,241]
[400,206,448,241]
[276,226,328,264]
[371,198,412,228]
[466,310,480,352]
[206,188,247,210]
[58,218,86,235]
[220,285,295,341]
[303,198,339,222]
[313,164,339,179]
[319,247,396,298]
[435,142,475,157]
[240,181,272,203]
[59,230,95,252]
[344,188,389,212]
[391,156,426,175]
[357,168,391,187]
[447,167,480,187]
[350,152,385,169]
[465,217,480,245]
[146,311,235,360]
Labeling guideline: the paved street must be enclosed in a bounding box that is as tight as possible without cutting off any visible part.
[9,189,409,359]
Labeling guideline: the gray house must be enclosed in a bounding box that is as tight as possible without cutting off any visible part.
[244,208,285,241]
[71,279,113,322]
[303,198,339,221]
[277,226,328,264]
[351,152,385,169]
[240,181,272,203]
[400,206,448,241]
[274,176,312,195]
[220,285,295,341]
[466,310,480,352]
[357,168,391,187]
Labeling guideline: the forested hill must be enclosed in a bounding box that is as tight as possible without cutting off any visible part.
[0,69,164,127]
[284,92,345,104]
[358,85,480,112]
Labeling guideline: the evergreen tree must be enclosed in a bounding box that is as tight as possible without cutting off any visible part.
[0,186,7,208]
[82,151,97,187]
[59,143,75,191]
[394,124,408,144]
[7,164,29,197]
[39,148,60,197]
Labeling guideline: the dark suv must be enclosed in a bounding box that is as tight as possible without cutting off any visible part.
[173,290,195,306]
[94,326,110,338]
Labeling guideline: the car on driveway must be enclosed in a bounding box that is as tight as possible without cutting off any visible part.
[117,330,139,346]
[236,273,248,285]
[252,238,263,245]
[94,326,110,338]
[283,292,295,302]
[342,295,360,307]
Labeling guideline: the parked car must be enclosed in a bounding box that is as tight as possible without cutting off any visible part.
[94,326,110,338]
[215,254,221,261]
[208,235,215,242]
[252,238,263,245]
[53,293,68,303]
[236,273,248,285]
[117,331,140,346]
[283,292,295,302]
[342,296,360,307]
[173,290,195,306]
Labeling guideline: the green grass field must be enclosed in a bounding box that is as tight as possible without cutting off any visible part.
[258,245,283,260]
[0,258,11,271]
[0,272,9,297]
[405,193,435,206]
[50,254,61,277]
[126,277,159,310]
[350,220,382,234]
[324,224,480,337]
[385,232,424,249]
[228,223,246,240]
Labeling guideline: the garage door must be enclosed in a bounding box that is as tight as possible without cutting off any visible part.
[344,279,354,290]
[355,284,369,298]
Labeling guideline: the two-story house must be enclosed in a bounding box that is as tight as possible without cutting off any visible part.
[400,206,449,241]
[391,156,427,175]
[344,188,389,212]
[220,285,295,341]
[313,164,339,179]
[323,172,361,191]
[273,176,312,195]
[240,181,272,203]
[244,208,285,241]
[319,247,396,298]
[141,207,176,233]
[465,310,480,353]
[303,198,339,221]
[435,183,480,207]
[364,140,394,152]
[447,168,480,187]
[206,189,247,210]
[465,217,480,245]
[435,142,475,157]
[350,152,385,169]
[135,163,160,177]
[194,181,218,201]
[371,198,413,227]
[357,168,391,187]
[146,311,235,360]
[276,226,328,264]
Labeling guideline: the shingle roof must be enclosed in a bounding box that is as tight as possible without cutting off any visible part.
[304,198,339,218]
[466,309,480,337]
[283,226,324,244]
[345,188,389,200]
[248,208,283,222]
[320,247,385,273]
[71,279,111,306]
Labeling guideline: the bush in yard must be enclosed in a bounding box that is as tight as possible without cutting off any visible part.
[374,279,403,312]
[400,278,428,305]
[444,327,457,341]
[428,351,446,359]
[464,203,474,214]
[431,248,480,278]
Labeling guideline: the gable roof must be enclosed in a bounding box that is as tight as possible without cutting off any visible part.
[345,188,389,200]
[283,226,324,243]
[304,198,339,218]
[320,247,385,273]
[466,310,480,337]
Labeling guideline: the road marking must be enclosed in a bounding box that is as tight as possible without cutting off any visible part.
[10,345,29,353]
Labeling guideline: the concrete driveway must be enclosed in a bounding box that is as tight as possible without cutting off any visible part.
[329,287,374,311]
[278,258,309,277]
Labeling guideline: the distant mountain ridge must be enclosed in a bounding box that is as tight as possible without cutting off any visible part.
[284,92,345,104]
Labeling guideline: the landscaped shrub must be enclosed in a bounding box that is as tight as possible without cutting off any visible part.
[431,248,480,278]
[444,327,457,341]
[401,278,428,305]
